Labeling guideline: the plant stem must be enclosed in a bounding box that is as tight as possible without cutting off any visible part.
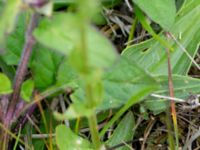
[1,13,39,149]
[126,18,138,48]
[165,106,175,150]
[79,18,101,148]
[5,13,39,127]
[166,46,179,150]
[88,113,101,149]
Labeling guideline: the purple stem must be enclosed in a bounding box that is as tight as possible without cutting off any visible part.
[4,13,39,127]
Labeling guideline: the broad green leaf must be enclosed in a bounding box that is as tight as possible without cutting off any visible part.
[134,6,173,51]
[64,70,104,109]
[31,47,63,90]
[0,0,22,43]
[102,0,123,7]
[176,0,185,10]
[21,79,34,102]
[71,57,159,110]
[100,86,157,137]
[2,13,26,65]
[106,111,135,150]
[0,73,12,94]
[56,125,92,150]
[123,1,200,75]
[155,75,200,98]
[144,75,200,114]
[34,13,118,70]
[0,57,15,80]
[91,12,107,25]
[143,100,168,115]
[132,0,176,30]
[78,0,100,20]
[56,58,78,86]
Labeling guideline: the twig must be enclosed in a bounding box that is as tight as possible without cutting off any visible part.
[151,93,185,102]
[26,114,49,148]
[21,133,56,139]
[141,118,156,150]
[183,128,200,150]
[59,95,69,127]
[125,0,133,12]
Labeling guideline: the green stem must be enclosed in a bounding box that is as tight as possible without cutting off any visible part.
[79,18,101,149]
[88,114,101,149]
[85,82,101,148]
[165,107,176,150]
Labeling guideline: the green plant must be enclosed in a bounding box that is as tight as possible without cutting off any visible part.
[0,0,200,149]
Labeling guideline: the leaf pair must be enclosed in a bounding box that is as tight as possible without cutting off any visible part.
[0,73,33,102]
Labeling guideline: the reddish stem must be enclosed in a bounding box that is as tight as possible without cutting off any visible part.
[5,13,39,127]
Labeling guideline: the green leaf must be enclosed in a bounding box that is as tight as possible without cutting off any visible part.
[2,13,26,65]
[134,6,173,51]
[155,75,200,98]
[102,0,123,7]
[143,100,168,115]
[31,47,63,90]
[100,85,157,137]
[21,79,34,102]
[106,111,135,150]
[0,57,15,80]
[33,13,118,70]
[56,125,92,150]
[56,58,78,86]
[71,57,159,110]
[0,0,22,43]
[144,75,200,114]
[0,73,12,95]
[123,1,200,75]
[78,0,100,20]
[132,0,176,30]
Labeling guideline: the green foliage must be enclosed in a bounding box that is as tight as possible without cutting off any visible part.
[144,75,200,114]
[54,101,94,120]
[56,125,92,150]
[123,1,200,112]
[0,0,200,149]
[56,58,77,86]
[0,0,21,43]
[2,13,26,65]
[123,1,200,75]
[132,0,176,30]
[106,111,135,150]
[20,79,34,102]
[0,73,12,95]
[71,57,159,110]
[31,47,63,90]
[34,13,118,71]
